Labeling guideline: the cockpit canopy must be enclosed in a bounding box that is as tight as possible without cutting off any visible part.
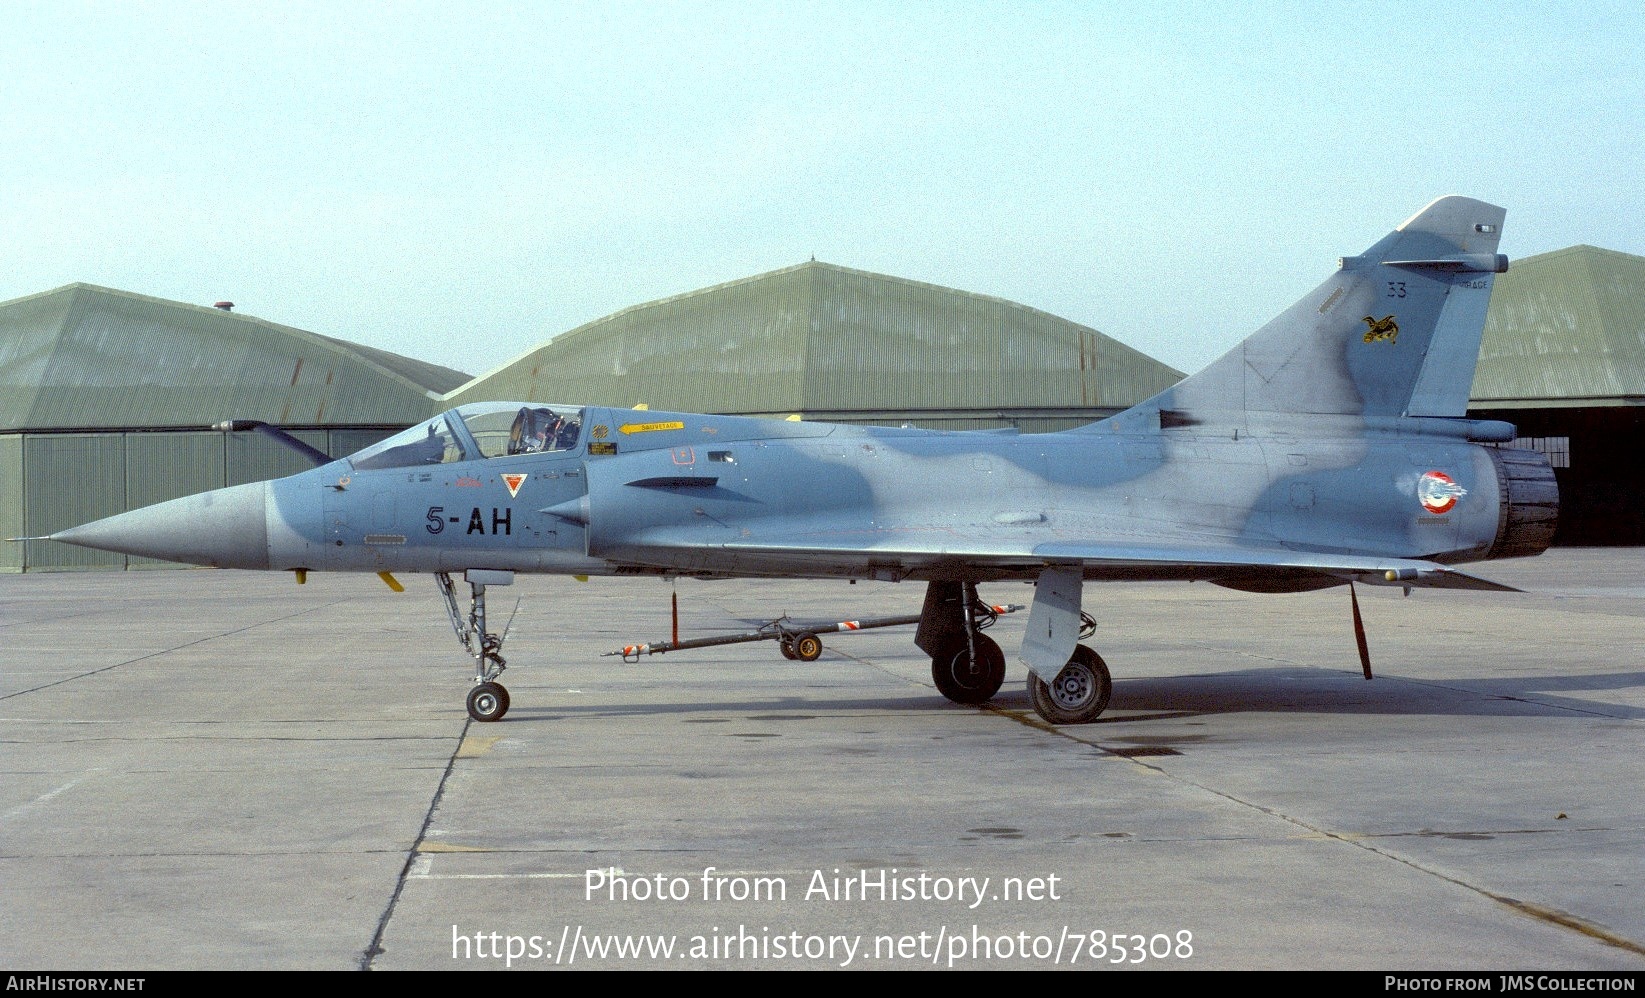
[349,403,585,471]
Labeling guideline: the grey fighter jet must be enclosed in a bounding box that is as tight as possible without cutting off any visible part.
[47,196,1558,725]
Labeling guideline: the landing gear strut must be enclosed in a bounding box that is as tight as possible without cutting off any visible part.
[438,569,519,721]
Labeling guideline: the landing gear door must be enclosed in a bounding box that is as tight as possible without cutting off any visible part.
[1019,566,1083,682]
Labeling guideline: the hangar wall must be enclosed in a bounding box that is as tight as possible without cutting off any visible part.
[1468,245,1645,545]
[0,284,468,571]
[0,428,399,571]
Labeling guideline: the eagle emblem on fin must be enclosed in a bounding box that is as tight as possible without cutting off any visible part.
[1362,314,1399,344]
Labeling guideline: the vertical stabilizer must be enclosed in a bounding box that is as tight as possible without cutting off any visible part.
[1118,196,1507,424]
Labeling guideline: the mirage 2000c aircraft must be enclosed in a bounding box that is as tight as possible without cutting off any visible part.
[48,196,1558,725]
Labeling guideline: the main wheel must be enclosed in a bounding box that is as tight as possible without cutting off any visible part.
[792,632,823,662]
[467,681,511,722]
[779,640,798,660]
[932,633,1006,704]
[1028,645,1111,724]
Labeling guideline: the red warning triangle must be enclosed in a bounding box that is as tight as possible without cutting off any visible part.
[501,473,527,498]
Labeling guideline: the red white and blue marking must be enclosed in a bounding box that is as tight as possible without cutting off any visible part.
[1418,471,1466,514]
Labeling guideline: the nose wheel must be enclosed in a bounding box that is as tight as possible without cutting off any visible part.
[467,682,510,722]
[439,571,519,722]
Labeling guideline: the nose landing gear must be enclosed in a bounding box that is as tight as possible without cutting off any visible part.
[438,570,519,721]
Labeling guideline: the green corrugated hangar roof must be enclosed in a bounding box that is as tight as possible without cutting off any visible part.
[1474,245,1645,407]
[448,261,1184,421]
[0,283,469,431]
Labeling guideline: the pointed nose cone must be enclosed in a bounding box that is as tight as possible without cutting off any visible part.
[52,482,271,569]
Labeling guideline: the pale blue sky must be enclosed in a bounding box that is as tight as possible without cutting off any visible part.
[3,1,1640,380]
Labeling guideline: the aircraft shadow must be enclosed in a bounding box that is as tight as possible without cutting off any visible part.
[1100,666,1645,721]
[496,667,1645,724]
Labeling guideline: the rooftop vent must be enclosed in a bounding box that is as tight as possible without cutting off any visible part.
[213,301,234,311]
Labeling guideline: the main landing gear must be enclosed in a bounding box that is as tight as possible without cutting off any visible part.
[918,577,1113,724]
[438,569,519,722]
[1014,566,1111,725]
[919,581,1009,705]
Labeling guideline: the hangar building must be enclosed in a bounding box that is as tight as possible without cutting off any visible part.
[0,284,468,571]
[1469,246,1645,544]
[450,261,1184,432]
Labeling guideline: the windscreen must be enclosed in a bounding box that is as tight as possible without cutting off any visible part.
[346,404,585,470]
[349,415,467,470]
